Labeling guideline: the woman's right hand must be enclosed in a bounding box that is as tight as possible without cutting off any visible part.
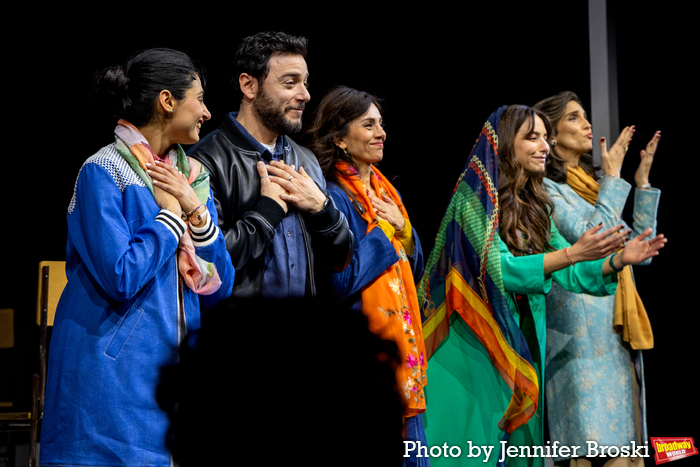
[600,125,635,177]
[568,223,631,263]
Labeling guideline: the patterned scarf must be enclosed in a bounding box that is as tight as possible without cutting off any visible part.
[334,161,427,416]
[566,165,653,349]
[417,107,539,433]
[114,120,221,295]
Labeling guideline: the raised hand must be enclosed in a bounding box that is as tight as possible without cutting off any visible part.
[600,125,635,177]
[634,131,661,188]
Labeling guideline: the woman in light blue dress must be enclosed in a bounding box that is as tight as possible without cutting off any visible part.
[534,91,661,466]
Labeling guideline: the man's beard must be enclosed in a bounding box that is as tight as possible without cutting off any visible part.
[253,87,304,135]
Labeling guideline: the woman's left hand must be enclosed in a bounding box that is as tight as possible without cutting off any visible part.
[619,227,667,266]
[634,131,661,188]
[370,192,405,231]
[148,161,201,213]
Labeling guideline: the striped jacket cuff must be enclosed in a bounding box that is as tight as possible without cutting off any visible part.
[156,209,187,241]
[189,213,217,247]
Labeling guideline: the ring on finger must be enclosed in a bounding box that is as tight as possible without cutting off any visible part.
[260,175,269,179]
[288,176,293,181]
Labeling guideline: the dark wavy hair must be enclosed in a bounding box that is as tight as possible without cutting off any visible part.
[303,85,383,184]
[533,91,601,183]
[497,105,555,256]
[232,31,308,95]
[91,48,205,127]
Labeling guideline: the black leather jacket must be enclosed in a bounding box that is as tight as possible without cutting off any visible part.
[188,114,354,298]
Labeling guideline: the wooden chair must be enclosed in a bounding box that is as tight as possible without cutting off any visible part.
[0,261,66,467]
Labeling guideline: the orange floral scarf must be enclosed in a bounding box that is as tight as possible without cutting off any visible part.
[335,161,427,416]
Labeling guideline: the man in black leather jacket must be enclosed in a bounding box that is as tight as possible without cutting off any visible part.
[188,31,353,298]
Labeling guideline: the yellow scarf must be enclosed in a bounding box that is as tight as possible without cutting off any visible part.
[566,166,653,349]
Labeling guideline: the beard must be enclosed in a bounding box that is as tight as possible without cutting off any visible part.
[253,87,305,135]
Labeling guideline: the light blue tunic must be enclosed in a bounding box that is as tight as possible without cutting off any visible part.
[543,175,660,459]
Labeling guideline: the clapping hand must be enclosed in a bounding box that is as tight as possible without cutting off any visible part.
[634,131,661,188]
[619,228,667,266]
[600,125,635,177]
[568,223,631,263]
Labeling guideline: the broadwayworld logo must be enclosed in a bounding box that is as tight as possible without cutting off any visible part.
[651,437,698,464]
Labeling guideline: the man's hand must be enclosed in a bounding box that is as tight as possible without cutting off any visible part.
[267,160,326,213]
[257,161,288,213]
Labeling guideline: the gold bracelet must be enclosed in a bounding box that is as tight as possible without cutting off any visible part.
[188,205,207,225]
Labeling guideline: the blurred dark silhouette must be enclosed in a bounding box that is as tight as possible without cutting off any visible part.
[158,296,406,466]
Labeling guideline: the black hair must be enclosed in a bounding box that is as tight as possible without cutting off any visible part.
[232,31,308,95]
[91,48,206,127]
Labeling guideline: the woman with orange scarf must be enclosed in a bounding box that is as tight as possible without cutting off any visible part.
[534,91,661,467]
[304,86,428,467]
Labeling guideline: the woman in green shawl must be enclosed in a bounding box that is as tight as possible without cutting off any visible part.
[419,105,666,467]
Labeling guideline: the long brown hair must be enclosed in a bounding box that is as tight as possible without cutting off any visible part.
[533,91,601,183]
[497,105,555,256]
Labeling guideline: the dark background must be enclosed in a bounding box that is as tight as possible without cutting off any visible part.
[2,2,694,464]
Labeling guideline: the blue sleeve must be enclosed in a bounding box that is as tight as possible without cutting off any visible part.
[410,227,425,283]
[190,190,235,306]
[68,162,181,302]
[327,186,398,301]
[546,177,660,265]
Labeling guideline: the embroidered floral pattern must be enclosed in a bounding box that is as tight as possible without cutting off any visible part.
[385,263,427,405]
[335,160,427,415]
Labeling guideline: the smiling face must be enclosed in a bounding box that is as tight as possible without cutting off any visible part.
[253,53,310,135]
[553,100,593,159]
[169,75,211,145]
[335,103,386,168]
[514,115,549,176]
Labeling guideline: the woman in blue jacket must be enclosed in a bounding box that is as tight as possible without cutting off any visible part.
[40,48,234,467]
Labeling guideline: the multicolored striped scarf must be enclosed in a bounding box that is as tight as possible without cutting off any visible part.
[417,107,539,433]
[334,161,427,416]
[114,120,221,295]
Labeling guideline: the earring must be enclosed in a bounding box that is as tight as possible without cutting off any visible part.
[550,140,557,148]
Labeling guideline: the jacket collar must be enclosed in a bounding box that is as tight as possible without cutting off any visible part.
[220,112,290,161]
